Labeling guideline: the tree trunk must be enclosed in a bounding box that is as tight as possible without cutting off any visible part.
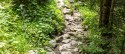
[100,0,112,27]
[100,0,114,53]
[121,34,125,54]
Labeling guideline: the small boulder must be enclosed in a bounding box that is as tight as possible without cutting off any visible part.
[68,32,77,36]
[47,52,55,54]
[65,14,73,21]
[70,40,77,46]
[59,44,71,51]
[56,37,63,43]
[49,40,57,47]
[73,12,81,17]
[62,39,71,43]
[62,34,70,39]
[57,0,65,8]
[45,47,53,51]
[62,8,71,14]
[73,48,79,52]
[28,50,37,54]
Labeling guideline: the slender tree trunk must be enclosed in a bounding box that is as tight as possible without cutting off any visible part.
[109,0,115,27]
[100,0,114,53]
[121,0,125,53]
[100,0,112,27]
[121,34,125,54]
[100,0,103,26]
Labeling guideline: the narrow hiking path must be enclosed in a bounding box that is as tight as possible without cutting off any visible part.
[47,0,87,54]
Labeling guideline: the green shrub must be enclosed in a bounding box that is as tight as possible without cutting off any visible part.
[12,0,64,45]
[0,0,64,53]
[0,2,31,53]
[77,2,104,54]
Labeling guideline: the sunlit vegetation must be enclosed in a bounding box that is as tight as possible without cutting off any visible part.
[76,0,125,54]
[74,1,102,54]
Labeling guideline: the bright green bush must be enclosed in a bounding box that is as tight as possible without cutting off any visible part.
[76,1,104,54]
[12,0,64,46]
[0,2,30,53]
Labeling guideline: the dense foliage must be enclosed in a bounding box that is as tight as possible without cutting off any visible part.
[0,0,64,53]
[75,0,125,54]
[74,1,103,54]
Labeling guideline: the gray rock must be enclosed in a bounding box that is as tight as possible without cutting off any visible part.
[47,52,55,54]
[73,48,79,52]
[28,50,37,54]
[78,42,82,45]
[68,32,77,36]
[75,29,83,33]
[45,47,53,51]
[62,34,70,39]
[73,12,81,17]
[56,37,63,43]
[49,40,56,47]
[69,28,76,32]
[62,39,71,43]
[77,34,83,38]
[59,44,71,51]
[57,0,65,8]
[65,14,73,21]
[70,40,77,46]
[61,51,72,54]
[62,8,71,14]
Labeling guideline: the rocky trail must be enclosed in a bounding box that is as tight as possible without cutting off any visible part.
[47,0,87,54]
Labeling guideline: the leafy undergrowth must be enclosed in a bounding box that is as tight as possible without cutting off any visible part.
[78,6,97,25]
[0,0,64,54]
[76,3,104,54]
[77,3,125,54]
